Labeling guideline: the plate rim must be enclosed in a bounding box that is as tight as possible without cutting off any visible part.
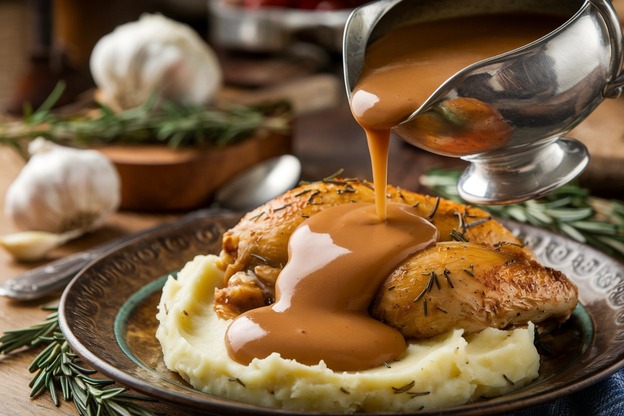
[59,213,624,415]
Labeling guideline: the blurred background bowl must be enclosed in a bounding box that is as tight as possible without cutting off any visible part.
[208,0,355,52]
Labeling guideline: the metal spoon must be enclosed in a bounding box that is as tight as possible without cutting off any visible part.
[0,154,301,301]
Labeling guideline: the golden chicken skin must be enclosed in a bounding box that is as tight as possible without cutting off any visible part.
[214,179,577,339]
[371,241,577,338]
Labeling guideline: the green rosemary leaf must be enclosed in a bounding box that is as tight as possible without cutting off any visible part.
[593,234,624,254]
[104,401,133,416]
[525,201,554,225]
[0,311,59,354]
[27,81,66,124]
[559,222,587,242]
[29,368,48,396]
[0,306,158,416]
[543,207,594,221]
[97,387,127,401]
[505,206,529,223]
[0,82,292,154]
[570,220,620,234]
[421,169,624,260]
[61,375,71,400]
[541,196,574,209]
[49,377,60,407]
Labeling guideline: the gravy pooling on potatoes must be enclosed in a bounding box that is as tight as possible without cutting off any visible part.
[226,202,437,371]
[225,13,564,372]
[351,13,565,219]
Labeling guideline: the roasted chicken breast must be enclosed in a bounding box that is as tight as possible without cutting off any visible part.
[371,241,577,338]
[214,179,578,339]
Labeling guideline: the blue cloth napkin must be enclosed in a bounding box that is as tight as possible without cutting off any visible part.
[509,368,624,416]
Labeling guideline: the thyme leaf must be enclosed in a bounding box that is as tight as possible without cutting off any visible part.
[0,306,157,416]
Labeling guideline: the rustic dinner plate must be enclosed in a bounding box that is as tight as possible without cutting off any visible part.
[59,212,624,415]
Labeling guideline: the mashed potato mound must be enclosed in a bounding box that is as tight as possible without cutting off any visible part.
[156,255,540,413]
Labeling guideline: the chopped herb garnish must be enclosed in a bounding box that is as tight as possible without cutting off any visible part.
[426,197,441,220]
[425,271,436,292]
[455,211,466,231]
[414,287,427,303]
[435,306,448,314]
[294,189,312,197]
[392,380,416,394]
[337,184,357,194]
[414,271,438,303]
[450,229,469,242]
[503,374,515,386]
[432,272,441,290]
[273,203,292,212]
[463,265,475,277]
[322,169,344,182]
[465,216,492,228]
[408,391,431,398]
[307,190,321,204]
[443,268,454,288]
[250,211,266,221]
[228,377,246,387]
[361,181,375,191]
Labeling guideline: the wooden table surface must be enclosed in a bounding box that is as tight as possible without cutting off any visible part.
[1,79,624,415]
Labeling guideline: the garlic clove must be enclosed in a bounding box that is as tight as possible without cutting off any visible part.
[90,13,223,111]
[5,137,121,235]
[0,229,83,262]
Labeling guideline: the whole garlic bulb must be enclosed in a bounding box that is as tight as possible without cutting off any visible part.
[90,13,222,110]
[5,138,121,234]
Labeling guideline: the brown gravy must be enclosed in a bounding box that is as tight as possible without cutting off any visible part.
[225,202,437,371]
[225,13,563,372]
[352,13,564,219]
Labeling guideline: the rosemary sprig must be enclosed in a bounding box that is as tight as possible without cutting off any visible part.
[420,169,624,260]
[0,306,157,416]
[1,82,292,158]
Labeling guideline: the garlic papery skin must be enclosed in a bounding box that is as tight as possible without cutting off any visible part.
[90,13,223,111]
[5,138,121,235]
[0,230,82,262]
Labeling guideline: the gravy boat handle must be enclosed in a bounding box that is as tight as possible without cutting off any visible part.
[593,0,624,98]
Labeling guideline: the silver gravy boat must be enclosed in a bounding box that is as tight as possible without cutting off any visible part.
[343,0,624,204]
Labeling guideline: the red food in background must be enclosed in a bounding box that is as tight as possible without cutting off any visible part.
[238,0,369,10]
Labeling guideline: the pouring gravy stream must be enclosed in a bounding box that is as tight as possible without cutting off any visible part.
[225,13,564,371]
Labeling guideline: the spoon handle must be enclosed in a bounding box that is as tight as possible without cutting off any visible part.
[0,208,225,301]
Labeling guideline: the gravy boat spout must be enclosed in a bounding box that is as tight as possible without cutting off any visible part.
[343,0,624,204]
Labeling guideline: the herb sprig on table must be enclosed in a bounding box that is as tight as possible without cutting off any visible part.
[0,306,157,416]
[421,169,624,260]
[1,82,292,159]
